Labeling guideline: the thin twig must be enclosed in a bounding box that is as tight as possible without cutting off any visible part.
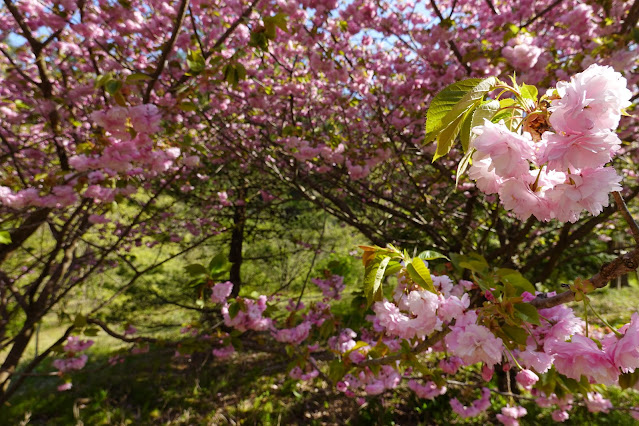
[295,213,328,310]
[612,191,639,245]
[522,0,564,28]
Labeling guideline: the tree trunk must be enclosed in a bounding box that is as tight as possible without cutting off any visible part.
[0,324,34,404]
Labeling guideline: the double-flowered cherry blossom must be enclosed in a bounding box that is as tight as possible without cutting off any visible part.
[469,64,630,223]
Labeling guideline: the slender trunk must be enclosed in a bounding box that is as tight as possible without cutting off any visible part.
[0,324,34,402]
[229,186,246,297]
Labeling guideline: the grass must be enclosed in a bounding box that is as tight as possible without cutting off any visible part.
[3,284,639,425]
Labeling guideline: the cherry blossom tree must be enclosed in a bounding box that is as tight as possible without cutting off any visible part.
[1,0,639,421]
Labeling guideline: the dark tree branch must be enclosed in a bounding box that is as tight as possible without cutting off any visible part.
[143,0,190,103]
[429,0,472,75]
[522,0,564,28]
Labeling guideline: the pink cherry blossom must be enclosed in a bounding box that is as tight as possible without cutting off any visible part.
[468,157,503,194]
[407,380,446,399]
[222,296,272,332]
[550,64,632,134]
[541,131,620,171]
[272,321,312,345]
[548,167,622,222]
[211,281,234,304]
[472,120,535,179]
[212,345,235,359]
[585,392,612,413]
[439,356,464,374]
[64,336,94,353]
[52,354,88,373]
[496,405,527,426]
[450,387,491,418]
[551,410,569,422]
[445,323,504,367]
[548,334,619,385]
[606,312,639,373]
[497,178,548,221]
[57,383,73,392]
[502,35,542,70]
[518,347,554,374]
[515,369,539,389]
[129,104,162,134]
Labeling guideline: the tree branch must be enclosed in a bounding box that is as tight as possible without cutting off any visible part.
[143,0,190,103]
[612,191,639,245]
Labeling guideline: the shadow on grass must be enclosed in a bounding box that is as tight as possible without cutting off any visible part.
[3,341,639,425]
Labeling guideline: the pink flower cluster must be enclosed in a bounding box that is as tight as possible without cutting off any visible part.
[210,281,234,303]
[221,295,272,332]
[502,35,542,71]
[373,289,441,339]
[445,311,504,367]
[52,336,94,391]
[469,64,629,223]
[91,104,162,137]
[63,336,94,353]
[450,387,491,418]
[212,345,235,359]
[272,321,312,345]
[52,354,88,373]
[311,274,345,300]
[337,365,401,396]
[0,185,78,209]
[585,392,612,413]
[407,380,447,399]
[496,405,527,426]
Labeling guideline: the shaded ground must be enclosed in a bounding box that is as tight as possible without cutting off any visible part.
[3,287,639,425]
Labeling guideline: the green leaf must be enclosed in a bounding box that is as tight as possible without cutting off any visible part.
[514,303,541,325]
[208,252,228,274]
[492,98,518,129]
[83,327,100,337]
[105,79,122,95]
[0,231,11,245]
[406,258,435,292]
[417,250,450,261]
[364,256,391,306]
[459,107,475,153]
[431,77,497,161]
[265,13,288,33]
[425,78,483,143]
[235,63,247,80]
[185,263,207,277]
[470,99,500,136]
[440,77,496,137]
[383,260,403,277]
[501,324,528,346]
[113,91,127,107]
[497,268,537,295]
[125,72,152,83]
[95,72,114,88]
[345,340,369,355]
[73,314,87,328]
[456,148,475,187]
[520,84,538,102]
[178,102,198,112]
[187,49,205,75]
[228,300,240,319]
[328,359,347,383]
[455,253,489,274]
[432,112,465,162]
